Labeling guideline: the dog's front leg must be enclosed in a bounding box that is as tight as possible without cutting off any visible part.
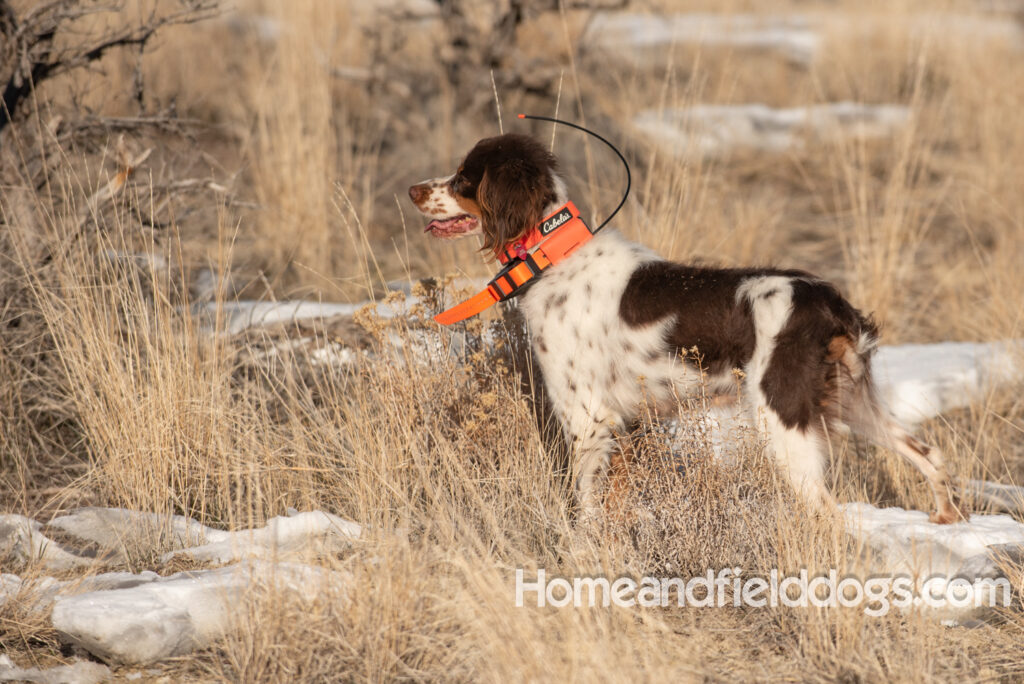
[567,417,619,522]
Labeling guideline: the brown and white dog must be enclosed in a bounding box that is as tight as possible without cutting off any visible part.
[409,133,966,524]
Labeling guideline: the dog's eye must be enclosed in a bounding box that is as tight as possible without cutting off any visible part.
[450,176,467,194]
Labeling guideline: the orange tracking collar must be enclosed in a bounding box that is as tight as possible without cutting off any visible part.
[434,201,594,325]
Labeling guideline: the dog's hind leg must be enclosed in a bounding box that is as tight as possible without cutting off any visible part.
[829,336,967,524]
[757,407,836,515]
[852,414,967,524]
[889,425,965,524]
[740,276,835,515]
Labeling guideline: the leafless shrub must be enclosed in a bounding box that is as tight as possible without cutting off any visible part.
[0,0,218,134]
[428,0,629,111]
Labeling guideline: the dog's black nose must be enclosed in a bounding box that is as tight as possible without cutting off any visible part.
[409,184,428,205]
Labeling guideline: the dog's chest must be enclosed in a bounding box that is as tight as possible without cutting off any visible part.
[518,231,685,418]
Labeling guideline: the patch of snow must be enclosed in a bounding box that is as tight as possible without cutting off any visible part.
[587,13,820,64]
[47,507,229,559]
[196,298,416,335]
[965,479,1024,514]
[633,102,911,158]
[873,341,1024,424]
[1,573,62,610]
[162,510,362,564]
[842,502,1024,621]
[310,342,359,367]
[10,508,363,572]
[198,301,361,335]
[51,560,345,665]
[0,515,94,572]
[587,12,1024,65]
[0,655,110,684]
[3,510,362,664]
[1,571,162,613]
[245,337,361,368]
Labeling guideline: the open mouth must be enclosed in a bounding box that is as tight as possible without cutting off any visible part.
[424,214,479,238]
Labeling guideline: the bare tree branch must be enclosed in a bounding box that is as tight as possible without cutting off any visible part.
[0,0,219,135]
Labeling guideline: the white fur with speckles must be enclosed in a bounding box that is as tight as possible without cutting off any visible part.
[519,231,683,515]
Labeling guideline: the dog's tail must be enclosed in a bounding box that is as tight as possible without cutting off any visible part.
[823,302,885,434]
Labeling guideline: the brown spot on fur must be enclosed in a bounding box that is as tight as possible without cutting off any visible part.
[826,335,850,363]
[408,183,430,207]
[710,393,738,408]
[455,194,482,217]
[905,436,930,457]
[761,279,878,430]
[621,262,776,376]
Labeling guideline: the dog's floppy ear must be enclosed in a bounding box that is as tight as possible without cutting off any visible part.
[476,156,554,252]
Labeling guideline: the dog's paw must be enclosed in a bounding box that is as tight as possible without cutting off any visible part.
[929,505,969,524]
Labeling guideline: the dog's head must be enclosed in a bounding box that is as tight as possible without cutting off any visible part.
[408,134,564,252]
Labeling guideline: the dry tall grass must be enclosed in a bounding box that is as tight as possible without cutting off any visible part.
[2,0,1024,680]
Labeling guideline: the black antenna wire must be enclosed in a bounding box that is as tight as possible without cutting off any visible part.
[517,113,630,232]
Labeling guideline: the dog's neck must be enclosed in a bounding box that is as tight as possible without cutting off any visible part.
[493,174,578,265]
[543,174,569,218]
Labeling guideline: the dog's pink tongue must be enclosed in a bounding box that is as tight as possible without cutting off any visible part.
[426,216,465,234]
[426,218,450,233]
